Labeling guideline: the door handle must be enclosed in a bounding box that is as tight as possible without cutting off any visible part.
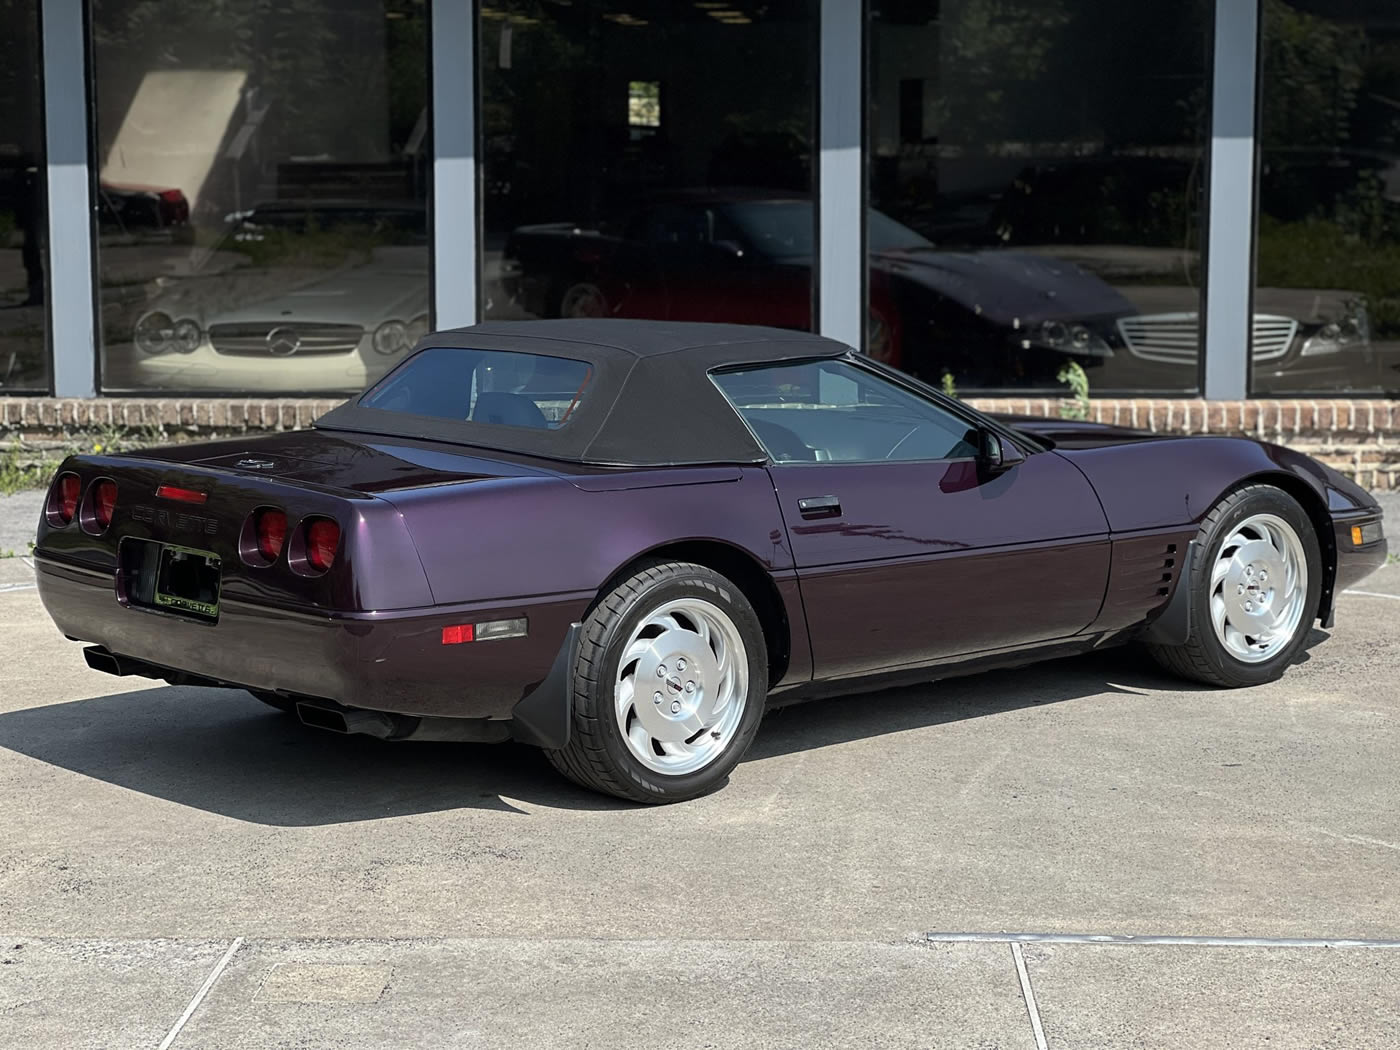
[797,495,841,519]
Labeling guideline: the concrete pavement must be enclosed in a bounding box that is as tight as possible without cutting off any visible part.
[1,555,1398,1046]
[0,488,42,556]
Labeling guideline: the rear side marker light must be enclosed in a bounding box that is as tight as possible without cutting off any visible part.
[93,480,118,529]
[305,519,340,572]
[476,618,529,641]
[54,473,81,524]
[156,485,207,505]
[442,618,528,645]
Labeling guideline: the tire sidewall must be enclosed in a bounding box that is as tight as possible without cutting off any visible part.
[1192,487,1322,685]
[559,280,607,319]
[583,567,768,801]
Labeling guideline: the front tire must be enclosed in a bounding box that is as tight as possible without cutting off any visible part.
[547,561,768,803]
[558,281,608,319]
[1148,483,1321,687]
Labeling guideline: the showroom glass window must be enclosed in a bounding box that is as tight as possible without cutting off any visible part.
[480,0,818,330]
[866,0,1210,395]
[1254,1,1400,396]
[90,0,429,394]
[0,0,49,391]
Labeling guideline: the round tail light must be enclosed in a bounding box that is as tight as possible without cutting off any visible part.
[305,519,340,572]
[255,509,287,561]
[53,472,81,525]
[93,480,118,529]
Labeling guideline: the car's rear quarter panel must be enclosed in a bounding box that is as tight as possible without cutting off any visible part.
[380,468,793,602]
[380,465,812,689]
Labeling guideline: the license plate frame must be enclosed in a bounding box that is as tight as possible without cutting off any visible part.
[119,538,222,622]
[153,543,221,620]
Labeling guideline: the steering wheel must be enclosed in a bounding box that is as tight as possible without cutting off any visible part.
[749,418,817,462]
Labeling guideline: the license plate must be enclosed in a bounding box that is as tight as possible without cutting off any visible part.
[153,544,221,619]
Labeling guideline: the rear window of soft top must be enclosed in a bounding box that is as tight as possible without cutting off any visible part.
[361,347,593,429]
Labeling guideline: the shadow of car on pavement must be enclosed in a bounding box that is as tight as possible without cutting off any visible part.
[0,637,1322,826]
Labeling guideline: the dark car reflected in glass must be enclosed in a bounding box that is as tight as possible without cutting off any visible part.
[480,0,818,333]
[498,190,1369,395]
[866,0,1212,394]
[1254,0,1400,395]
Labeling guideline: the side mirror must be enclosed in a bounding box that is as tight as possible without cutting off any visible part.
[979,429,1026,474]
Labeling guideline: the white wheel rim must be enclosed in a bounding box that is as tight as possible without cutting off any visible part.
[614,598,749,776]
[1209,512,1309,664]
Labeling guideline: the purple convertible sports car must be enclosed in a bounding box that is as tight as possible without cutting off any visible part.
[35,321,1388,802]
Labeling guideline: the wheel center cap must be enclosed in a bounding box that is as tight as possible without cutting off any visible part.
[665,675,683,696]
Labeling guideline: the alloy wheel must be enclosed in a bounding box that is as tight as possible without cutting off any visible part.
[613,597,749,775]
[1209,512,1309,663]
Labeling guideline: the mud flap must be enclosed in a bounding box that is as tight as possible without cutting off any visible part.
[509,623,581,749]
[1142,540,1199,646]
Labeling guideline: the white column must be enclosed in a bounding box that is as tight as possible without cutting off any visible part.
[818,0,863,350]
[41,0,97,397]
[431,0,479,329]
[1202,0,1259,401]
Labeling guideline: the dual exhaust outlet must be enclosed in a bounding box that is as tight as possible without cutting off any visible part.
[293,700,509,742]
[82,646,510,743]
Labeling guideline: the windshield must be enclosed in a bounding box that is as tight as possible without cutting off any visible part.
[867,209,934,252]
[720,201,932,259]
[720,201,813,260]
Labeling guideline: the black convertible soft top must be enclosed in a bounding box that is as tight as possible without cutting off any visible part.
[315,319,852,466]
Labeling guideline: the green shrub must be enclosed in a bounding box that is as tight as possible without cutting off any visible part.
[1057,361,1090,420]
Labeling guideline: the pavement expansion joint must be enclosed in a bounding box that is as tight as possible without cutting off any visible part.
[1009,941,1049,1050]
[925,931,1400,949]
[157,936,243,1050]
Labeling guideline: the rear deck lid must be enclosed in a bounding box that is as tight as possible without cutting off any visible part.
[173,431,561,494]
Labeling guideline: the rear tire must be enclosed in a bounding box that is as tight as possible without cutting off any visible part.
[546,561,768,804]
[1147,483,1321,687]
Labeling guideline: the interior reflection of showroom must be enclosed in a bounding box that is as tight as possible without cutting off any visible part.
[2,0,1398,401]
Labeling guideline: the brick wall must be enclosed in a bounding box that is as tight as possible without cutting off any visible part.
[968,397,1400,490]
[3,395,1399,489]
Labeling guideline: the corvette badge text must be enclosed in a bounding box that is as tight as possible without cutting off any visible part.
[131,505,219,535]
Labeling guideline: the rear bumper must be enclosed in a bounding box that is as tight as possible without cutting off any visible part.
[36,554,590,721]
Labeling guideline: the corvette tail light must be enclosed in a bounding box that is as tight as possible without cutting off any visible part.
[93,480,118,529]
[256,509,287,561]
[52,472,81,525]
[305,518,340,572]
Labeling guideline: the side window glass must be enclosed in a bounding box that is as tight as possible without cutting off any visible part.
[712,359,981,464]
